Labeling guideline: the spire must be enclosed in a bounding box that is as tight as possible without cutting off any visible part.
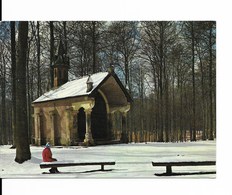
[54,39,69,66]
[56,39,66,56]
[52,39,70,88]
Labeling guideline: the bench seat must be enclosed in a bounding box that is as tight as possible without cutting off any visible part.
[152,161,216,176]
[40,161,116,171]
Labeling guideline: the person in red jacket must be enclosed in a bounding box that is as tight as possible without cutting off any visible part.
[42,142,59,173]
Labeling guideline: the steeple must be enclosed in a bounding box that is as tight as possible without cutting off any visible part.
[52,39,70,88]
[56,39,66,56]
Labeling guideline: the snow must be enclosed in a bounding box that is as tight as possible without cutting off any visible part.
[3,140,231,195]
[0,141,216,179]
[33,72,109,103]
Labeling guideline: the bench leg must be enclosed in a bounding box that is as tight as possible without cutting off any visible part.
[101,165,104,171]
[166,166,172,175]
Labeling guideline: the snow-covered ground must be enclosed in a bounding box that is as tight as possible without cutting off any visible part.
[1,141,216,179]
[3,140,231,195]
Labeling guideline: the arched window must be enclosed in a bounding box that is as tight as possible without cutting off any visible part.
[78,107,86,141]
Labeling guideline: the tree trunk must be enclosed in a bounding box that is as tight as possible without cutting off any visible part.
[36,21,42,97]
[191,22,196,141]
[179,82,183,142]
[158,22,164,142]
[26,41,32,144]
[63,21,68,54]
[208,23,214,140]
[171,67,176,142]
[124,56,130,92]
[0,54,7,144]
[198,46,206,140]
[50,21,54,88]
[15,21,31,164]
[92,21,97,73]
[10,21,17,147]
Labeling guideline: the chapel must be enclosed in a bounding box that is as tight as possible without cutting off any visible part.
[32,41,132,146]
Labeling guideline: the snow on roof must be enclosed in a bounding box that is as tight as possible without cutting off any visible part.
[33,72,109,103]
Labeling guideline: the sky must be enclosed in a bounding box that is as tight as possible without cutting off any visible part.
[1,0,232,194]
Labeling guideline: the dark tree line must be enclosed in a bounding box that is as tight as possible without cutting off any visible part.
[0,21,216,162]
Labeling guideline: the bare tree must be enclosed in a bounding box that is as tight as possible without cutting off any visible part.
[50,21,55,88]
[10,21,16,147]
[207,22,216,140]
[0,42,7,144]
[109,21,140,92]
[15,21,31,163]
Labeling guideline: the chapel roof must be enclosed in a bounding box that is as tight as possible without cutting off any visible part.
[33,72,132,104]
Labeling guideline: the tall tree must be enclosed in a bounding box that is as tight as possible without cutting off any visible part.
[36,22,42,96]
[50,21,55,88]
[15,21,31,163]
[190,22,196,141]
[182,21,197,141]
[10,21,17,147]
[207,22,216,140]
[91,21,97,73]
[63,21,68,54]
[0,43,7,144]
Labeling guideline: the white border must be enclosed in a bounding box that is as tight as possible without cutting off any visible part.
[2,0,232,194]
[2,0,225,21]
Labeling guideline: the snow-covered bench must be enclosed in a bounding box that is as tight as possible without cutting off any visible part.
[152,161,216,176]
[40,161,116,172]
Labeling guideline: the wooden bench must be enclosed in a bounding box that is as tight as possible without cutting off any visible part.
[40,161,116,172]
[152,161,216,176]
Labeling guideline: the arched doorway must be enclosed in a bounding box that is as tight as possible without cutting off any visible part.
[91,92,108,140]
[77,107,86,142]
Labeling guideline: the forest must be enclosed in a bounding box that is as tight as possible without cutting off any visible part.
[0,21,216,162]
